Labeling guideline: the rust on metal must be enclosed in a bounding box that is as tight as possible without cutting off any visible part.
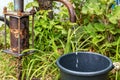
[4,11,32,18]
[12,47,19,52]
[3,10,34,55]
[9,16,29,53]
[17,10,22,16]
[2,0,35,80]
[3,7,7,14]
[10,29,26,39]
[2,0,75,79]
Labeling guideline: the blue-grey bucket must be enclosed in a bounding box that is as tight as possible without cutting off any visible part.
[56,52,114,80]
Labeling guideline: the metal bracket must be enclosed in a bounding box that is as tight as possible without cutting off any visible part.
[2,49,36,57]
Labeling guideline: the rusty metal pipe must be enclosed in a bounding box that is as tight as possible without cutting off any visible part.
[52,0,76,22]
[14,0,24,12]
[9,16,29,53]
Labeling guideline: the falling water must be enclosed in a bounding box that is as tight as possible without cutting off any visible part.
[76,52,79,68]
[73,26,79,68]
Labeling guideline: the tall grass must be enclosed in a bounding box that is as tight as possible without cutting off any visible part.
[21,26,90,80]
[112,38,120,80]
[0,50,17,80]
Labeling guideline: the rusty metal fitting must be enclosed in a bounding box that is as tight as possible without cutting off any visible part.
[3,7,7,14]
[12,47,19,52]
[17,10,22,16]
[10,29,26,39]
[10,29,20,34]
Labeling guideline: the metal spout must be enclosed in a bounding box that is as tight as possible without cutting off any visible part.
[37,0,76,22]
[14,0,24,12]
[53,0,76,22]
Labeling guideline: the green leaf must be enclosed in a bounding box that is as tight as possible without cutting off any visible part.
[92,35,105,45]
[55,25,64,30]
[84,23,96,33]
[62,29,67,34]
[94,23,105,32]
[81,6,88,14]
[107,6,120,24]
[109,16,117,24]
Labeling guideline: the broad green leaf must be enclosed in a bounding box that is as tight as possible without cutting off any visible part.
[94,23,105,32]
[81,6,88,14]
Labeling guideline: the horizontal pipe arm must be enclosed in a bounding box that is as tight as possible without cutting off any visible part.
[0,16,9,27]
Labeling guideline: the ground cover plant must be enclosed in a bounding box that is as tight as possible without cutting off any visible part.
[0,0,120,80]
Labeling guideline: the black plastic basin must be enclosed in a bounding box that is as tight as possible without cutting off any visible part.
[56,52,113,80]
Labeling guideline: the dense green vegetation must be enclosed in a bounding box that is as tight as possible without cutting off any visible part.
[0,0,120,80]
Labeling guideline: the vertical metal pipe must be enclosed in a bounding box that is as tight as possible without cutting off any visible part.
[32,15,34,48]
[14,0,24,12]
[10,16,29,53]
[4,15,7,49]
[17,57,22,80]
[18,18,21,54]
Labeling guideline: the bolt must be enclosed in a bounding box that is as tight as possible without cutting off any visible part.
[17,10,22,16]
[3,7,7,14]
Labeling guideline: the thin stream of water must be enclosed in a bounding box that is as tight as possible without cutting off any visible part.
[76,52,79,68]
[73,26,79,68]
